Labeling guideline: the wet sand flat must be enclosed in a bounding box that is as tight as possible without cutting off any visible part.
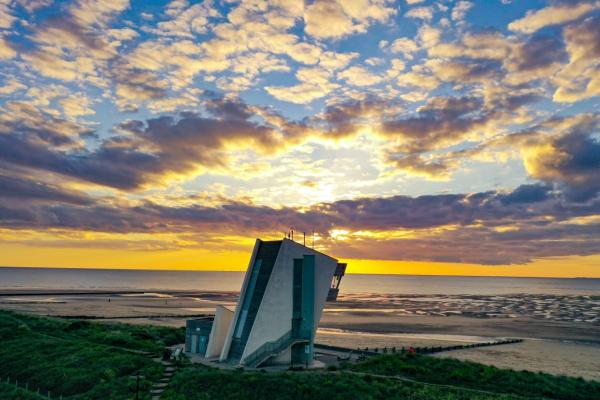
[0,291,236,318]
[319,313,600,343]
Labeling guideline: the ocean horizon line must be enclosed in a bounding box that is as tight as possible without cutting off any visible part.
[1,265,599,280]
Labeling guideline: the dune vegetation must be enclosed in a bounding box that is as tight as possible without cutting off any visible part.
[0,382,47,399]
[159,358,600,400]
[2,310,599,400]
[345,353,600,400]
[161,366,523,400]
[0,310,184,399]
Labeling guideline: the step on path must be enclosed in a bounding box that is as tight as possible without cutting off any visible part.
[150,359,177,400]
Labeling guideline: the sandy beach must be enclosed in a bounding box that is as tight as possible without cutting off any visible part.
[1,289,599,381]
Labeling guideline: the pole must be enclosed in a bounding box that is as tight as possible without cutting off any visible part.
[303,232,306,246]
[135,372,139,400]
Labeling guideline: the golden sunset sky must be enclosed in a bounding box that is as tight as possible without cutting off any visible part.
[1,0,599,277]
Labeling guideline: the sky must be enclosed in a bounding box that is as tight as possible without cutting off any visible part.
[0,0,599,277]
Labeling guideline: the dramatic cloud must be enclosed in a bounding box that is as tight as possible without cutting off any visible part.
[304,0,395,40]
[512,34,568,72]
[1,0,599,270]
[388,37,419,58]
[523,116,600,201]
[266,67,340,104]
[381,96,489,154]
[553,15,600,102]
[21,0,130,84]
[338,66,384,87]
[2,183,600,264]
[508,1,599,34]
[0,98,296,190]
[451,1,473,21]
[0,36,15,59]
[0,174,92,205]
[406,6,434,21]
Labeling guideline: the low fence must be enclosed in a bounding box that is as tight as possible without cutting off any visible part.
[353,338,523,355]
[1,375,63,399]
[314,343,378,356]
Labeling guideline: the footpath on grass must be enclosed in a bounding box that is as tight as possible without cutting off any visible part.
[150,358,178,400]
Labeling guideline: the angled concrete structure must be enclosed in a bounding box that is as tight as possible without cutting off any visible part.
[185,237,346,368]
[205,305,234,358]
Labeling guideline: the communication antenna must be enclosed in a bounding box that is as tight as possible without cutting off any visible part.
[303,232,306,246]
[312,229,315,248]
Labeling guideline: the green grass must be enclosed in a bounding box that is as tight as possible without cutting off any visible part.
[160,367,521,400]
[0,310,184,399]
[0,382,47,399]
[3,310,599,400]
[161,353,600,400]
[344,353,600,400]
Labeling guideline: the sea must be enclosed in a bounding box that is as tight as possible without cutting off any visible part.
[1,267,599,295]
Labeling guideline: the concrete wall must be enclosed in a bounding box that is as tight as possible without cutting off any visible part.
[220,239,260,362]
[312,252,337,337]
[205,305,234,358]
[272,347,292,364]
[241,239,337,364]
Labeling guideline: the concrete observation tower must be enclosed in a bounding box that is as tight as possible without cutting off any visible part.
[185,237,346,368]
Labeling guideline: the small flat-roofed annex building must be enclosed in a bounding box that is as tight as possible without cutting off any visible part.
[184,237,346,368]
[185,317,213,355]
[186,305,234,356]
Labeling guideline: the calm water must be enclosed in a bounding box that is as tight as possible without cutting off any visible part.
[1,267,599,295]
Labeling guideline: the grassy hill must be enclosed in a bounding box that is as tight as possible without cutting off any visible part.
[346,353,600,400]
[0,310,183,399]
[1,310,599,400]
[0,382,47,399]
[160,357,600,400]
[161,367,523,400]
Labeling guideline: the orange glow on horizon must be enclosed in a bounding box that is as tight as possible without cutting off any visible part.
[342,257,600,278]
[1,242,599,278]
